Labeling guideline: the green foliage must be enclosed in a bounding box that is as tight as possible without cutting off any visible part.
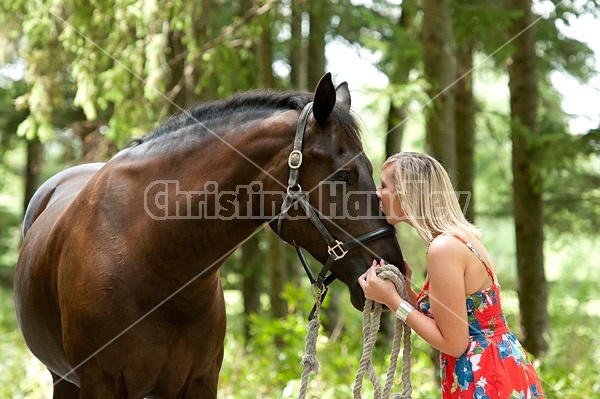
[539,130,600,235]
[219,282,440,398]
[0,142,25,275]
[537,261,600,398]
[0,206,19,273]
[1,0,269,145]
[0,287,51,399]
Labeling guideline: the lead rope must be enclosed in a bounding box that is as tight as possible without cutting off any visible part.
[353,264,413,399]
[298,266,412,399]
[298,286,324,399]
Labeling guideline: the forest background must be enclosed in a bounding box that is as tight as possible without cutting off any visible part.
[0,0,599,398]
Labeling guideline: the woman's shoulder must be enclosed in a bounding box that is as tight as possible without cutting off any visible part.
[429,232,495,273]
[427,233,464,254]
[426,234,468,267]
[425,234,469,290]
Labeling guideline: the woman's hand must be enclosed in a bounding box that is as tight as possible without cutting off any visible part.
[358,259,402,309]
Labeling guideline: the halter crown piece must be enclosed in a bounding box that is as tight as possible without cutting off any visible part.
[276,102,396,320]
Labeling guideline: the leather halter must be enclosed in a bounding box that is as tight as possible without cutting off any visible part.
[276,102,396,319]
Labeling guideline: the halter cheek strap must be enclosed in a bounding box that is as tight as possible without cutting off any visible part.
[276,102,396,320]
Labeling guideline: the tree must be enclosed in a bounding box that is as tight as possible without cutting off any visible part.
[421,0,457,176]
[506,0,548,356]
[290,0,307,89]
[384,1,419,159]
[239,232,264,342]
[453,0,478,222]
[307,1,330,90]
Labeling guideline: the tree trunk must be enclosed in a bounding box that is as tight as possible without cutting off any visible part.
[421,0,457,177]
[455,41,476,222]
[266,229,287,320]
[290,0,306,90]
[72,120,117,162]
[23,136,43,215]
[240,232,264,342]
[184,0,209,104]
[307,1,329,90]
[506,0,549,357]
[385,101,406,159]
[165,28,186,115]
[257,10,275,89]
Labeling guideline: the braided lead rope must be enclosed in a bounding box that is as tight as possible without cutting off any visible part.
[298,287,323,399]
[354,265,413,399]
[353,297,383,398]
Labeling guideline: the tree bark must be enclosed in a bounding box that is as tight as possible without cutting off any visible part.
[506,0,549,356]
[23,136,43,215]
[307,1,329,90]
[455,41,476,222]
[184,0,209,104]
[290,0,306,89]
[257,10,275,89]
[240,232,264,342]
[421,0,457,177]
[385,100,406,160]
[266,229,287,320]
[165,28,186,115]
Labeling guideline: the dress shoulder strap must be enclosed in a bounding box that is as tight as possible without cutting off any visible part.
[451,234,496,284]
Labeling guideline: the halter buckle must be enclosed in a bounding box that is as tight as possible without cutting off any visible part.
[327,240,348,260]
[288,150,303,169]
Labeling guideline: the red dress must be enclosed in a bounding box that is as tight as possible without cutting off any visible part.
[415,235,544,398]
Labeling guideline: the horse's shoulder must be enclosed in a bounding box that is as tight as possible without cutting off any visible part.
[22,163,105,238]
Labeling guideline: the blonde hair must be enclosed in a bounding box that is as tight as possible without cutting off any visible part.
[383,152,481,243]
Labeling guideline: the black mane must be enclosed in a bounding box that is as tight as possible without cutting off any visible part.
[140,90,313,143]
[123,87,360,151]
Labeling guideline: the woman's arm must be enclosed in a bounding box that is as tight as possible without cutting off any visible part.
[359,239,470,358]
[422,237,470,357]
[400,260,419,307]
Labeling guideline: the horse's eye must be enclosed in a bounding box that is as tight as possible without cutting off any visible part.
[335,171,351,183]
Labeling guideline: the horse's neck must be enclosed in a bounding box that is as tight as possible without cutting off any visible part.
[123,113,294,270]
[181,116,291,201]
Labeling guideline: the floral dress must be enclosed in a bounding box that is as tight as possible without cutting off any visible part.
[415,235,544,398]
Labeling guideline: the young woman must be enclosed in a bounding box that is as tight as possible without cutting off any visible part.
[358,152,544,398]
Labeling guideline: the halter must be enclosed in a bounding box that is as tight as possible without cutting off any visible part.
[276,102,396,319]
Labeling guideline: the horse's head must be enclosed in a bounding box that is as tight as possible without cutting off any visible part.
[272,73,405,311]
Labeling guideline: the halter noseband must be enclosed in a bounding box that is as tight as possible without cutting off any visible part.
[276,102,396,319]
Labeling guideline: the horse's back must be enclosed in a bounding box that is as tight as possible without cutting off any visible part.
[22,162,105,238]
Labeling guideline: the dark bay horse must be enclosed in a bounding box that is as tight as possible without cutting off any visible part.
[14,73,405,398]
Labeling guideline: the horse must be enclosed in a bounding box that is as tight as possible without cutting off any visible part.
[14,73,405,398]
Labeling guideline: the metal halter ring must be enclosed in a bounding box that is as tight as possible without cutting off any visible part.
[287,184,302,195]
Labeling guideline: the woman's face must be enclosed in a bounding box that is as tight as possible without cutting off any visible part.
[376,164,406,225]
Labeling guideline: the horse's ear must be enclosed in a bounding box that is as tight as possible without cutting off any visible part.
[313,72,336,126]
[335,82,351,111]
